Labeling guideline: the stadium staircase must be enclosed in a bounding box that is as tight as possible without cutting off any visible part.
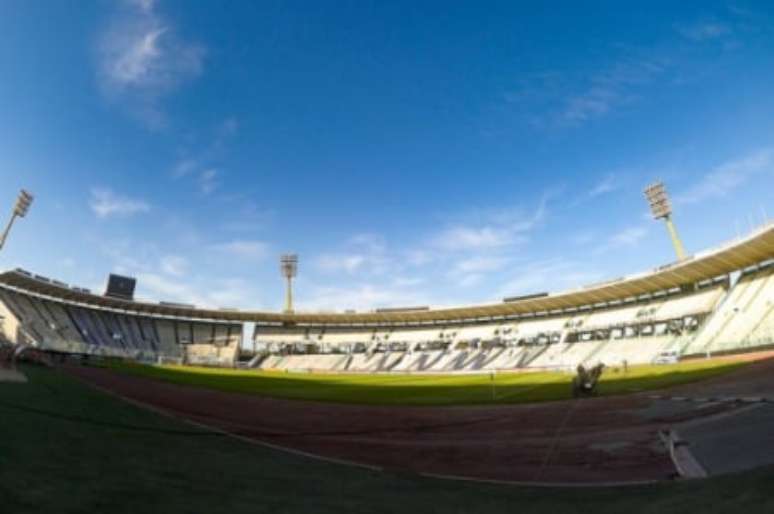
[744,301,774,346]
[247,354,265,368]
[516,344,551,368]
[680,279,738,355]
[386,352,406,371]
[581,337,613,366]
[700,270,772,354]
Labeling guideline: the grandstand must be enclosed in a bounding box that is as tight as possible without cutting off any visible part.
[0,222,773,371]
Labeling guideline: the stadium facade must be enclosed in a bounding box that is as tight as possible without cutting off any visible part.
[1,223,773,371]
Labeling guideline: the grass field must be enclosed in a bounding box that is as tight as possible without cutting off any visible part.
[2,364,774,514]
[104,357,747,406]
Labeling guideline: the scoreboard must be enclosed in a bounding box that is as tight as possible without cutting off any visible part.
[105,274,137,301]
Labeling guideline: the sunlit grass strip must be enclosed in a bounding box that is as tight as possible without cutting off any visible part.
[106,358,747,406]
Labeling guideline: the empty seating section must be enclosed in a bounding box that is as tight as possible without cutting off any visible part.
[347,352,405,372]
[184,323,241,366]
[253,282,737,372]
[176,321,193,345]
[213,324,230,346]
[0,286,237,362]
[683,267,774,355]
[0,298,26,345]
[154,320,181,357]
[2,255,774,372]
[583,304,643,329]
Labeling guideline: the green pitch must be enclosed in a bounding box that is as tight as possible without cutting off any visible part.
[2,364,774,514]
[107,358,746,406]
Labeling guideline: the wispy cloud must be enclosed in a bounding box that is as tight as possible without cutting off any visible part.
[170,117,239,194]
[675,148,773,205]
[496,258,604,299]
[507,52,671,128]
[678,22,731,41]
[299,282,431,312]
[159,254,187,277]
[561,58,668,125]
[433,226,518,251]
[217,240,270,261]
[221,202,275,233]
[609,225,649,247]
[449,255,511,289]
[89,188,150,219]
[432,195,549,252]
[171,158,198,178]
[315,234,391,275]
[95,233,267,309]
[97,0,204,127]
[588,224,650,257]
[198,169,220,195]
[587,174,619,198]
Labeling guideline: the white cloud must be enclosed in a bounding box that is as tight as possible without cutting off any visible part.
[299,283,430,312]
[217,240,270,261]
[450,255,510,285]
[453,255,509,274]
[497,259,604,299]
[678,22,731,41]
[561,59,667,125]
[221,203,275,232]
[159,255,187,277]
[316,254,367,274]
[432,196,549,252]
[136,272,204,305]
[198,168,220,195]
[97,0,204,126]
[129,0,156,14]
[457,273,484,288]
[59,257,76,269]
[571,230,595,246]
[434,226,516,251]
[89,188,150,219]
[675,149,773,205]
[315,233,392,276]
[610,226,648,247]
[218,117,239,139]
[585,224,650,257]
[171,158,198,178]
[587,174,618,198]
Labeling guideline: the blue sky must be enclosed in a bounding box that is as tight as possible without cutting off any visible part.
[1,0,774,311]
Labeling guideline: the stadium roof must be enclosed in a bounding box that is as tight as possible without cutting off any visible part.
[1,223,773,326]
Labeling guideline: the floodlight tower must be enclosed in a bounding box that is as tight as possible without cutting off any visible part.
[280,254,298,313]
[0,189,34,252]
[644,182,686,261]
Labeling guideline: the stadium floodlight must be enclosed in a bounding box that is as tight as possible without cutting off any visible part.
[644,182,686,261]
[280,254,298,313]
[0,189,34,252]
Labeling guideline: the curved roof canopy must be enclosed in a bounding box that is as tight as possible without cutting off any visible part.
[1,223,773,326]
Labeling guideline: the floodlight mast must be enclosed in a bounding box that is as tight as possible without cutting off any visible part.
[644,182,686,261]
[0,190,34,252]
[280,254,298,314]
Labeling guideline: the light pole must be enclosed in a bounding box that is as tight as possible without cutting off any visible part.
[644,182,686,261]
[280,254,298,313]
[0,189,34,252]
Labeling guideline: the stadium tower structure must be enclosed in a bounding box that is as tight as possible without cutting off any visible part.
[644,181,687,261]
[280,254,298,314]
[0,189,34,252]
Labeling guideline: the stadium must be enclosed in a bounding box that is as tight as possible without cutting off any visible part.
[4,2,774,513]
[3,179,774,512]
